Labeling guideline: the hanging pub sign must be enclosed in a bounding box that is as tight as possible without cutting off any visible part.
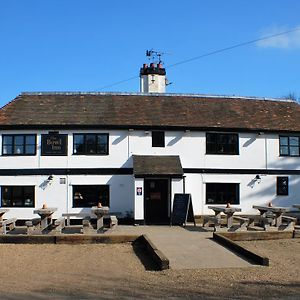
[41,133,68,156]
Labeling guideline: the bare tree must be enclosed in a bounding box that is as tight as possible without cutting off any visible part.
[282,92,300,102]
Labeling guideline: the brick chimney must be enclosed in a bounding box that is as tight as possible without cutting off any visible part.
[140,63,166,93]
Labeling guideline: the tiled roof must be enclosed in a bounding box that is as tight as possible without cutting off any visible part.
[133,155,183,177]
[0,92,300,132]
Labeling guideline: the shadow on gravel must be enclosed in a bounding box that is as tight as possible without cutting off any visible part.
[132,241,159,271]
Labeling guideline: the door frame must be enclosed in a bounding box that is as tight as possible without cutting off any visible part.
[144,177,171,224]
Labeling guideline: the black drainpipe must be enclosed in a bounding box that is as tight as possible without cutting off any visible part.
[183,175,186,194]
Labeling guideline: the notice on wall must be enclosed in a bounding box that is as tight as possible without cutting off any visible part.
[41,134,68,156]
[136,187,143,196]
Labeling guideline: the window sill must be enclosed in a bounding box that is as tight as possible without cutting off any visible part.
[72,154,109,156]
[205,153,239,156]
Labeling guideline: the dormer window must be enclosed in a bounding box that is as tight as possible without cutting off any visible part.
[152,131,165,147]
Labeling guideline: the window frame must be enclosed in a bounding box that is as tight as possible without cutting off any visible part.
[72,185,110,208]
[206,183,240,205]
[279,135,300,157]
[1,185,35,208]
[2,134,37,156]
[152,131,165,147]
[276,177,289,196]
[73,133,109,155]
[206,132,239,155]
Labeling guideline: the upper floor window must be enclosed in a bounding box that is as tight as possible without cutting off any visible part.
[1,186,35,207]
[206,133,239,155]
[279,136,299,156]
[152,131,165,147]
[73,133,109,155]
[2,134,36,156]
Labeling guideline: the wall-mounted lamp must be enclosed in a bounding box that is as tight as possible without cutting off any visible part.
[255,174,261,184]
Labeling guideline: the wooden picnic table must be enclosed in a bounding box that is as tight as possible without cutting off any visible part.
[62,213,91,226]
[0,209,9,222]
[208,205,241,228]
[252,205,287,227]
[34,207,57,231]
[91,206,109,232]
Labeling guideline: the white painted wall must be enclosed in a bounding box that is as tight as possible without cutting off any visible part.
[1,130,299,170]
[134,178,144,220]
[140,74,166,93]
[0,174,134,220]
[0,129,300,219]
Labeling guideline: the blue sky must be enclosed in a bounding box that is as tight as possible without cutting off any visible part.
[0,0,300,107]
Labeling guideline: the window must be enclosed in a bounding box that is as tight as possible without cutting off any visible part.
[277,177,289,196]
[206,183,240,205]
[279,136,300,156]
[1,186,35,207]
[206,133,239,155]
[152,131,165,147]
[2,134,36,156]
[73,185,109,207]
[73,133,109,155]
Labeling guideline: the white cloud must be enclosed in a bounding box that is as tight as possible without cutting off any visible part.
[256,25,300,49]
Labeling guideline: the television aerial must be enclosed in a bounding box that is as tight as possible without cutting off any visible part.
[145,49,170,64]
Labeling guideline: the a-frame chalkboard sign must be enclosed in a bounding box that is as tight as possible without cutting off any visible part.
[171,193,196,226]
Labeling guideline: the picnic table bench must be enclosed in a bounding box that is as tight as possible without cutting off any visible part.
[293,204,300,210]
[0,209,9,221]
[53,217,66,233]
[25,218,42,234]
[253,205,287,227]
[34,207,57,232]
[62,210,119,233]
[252,205,297,231]
[0,218,17,234]
[91,206,109,232]
[62,213,91,226]
[0,209,17,234]
[232,216,249,231]
[207,205,241,231]
[281,215,297,231]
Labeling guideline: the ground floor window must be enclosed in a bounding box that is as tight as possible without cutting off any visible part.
[1,186,35,207]
[73,185,109,207]
[206,183,240,205]
[277,177,289,196]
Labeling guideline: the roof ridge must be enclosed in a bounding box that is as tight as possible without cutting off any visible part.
[0,94,23,111]
[20,91,296,103]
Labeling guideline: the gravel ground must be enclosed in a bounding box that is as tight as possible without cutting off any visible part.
[0,239,299,299]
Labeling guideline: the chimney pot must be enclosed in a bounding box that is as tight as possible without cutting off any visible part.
[158,63,163,69]
[150,63,155,69]
[143,63,148,69]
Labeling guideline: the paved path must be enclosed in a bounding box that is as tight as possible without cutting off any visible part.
[110,225,253,269]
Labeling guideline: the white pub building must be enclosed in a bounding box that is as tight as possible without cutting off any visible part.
[0,63,300,224]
